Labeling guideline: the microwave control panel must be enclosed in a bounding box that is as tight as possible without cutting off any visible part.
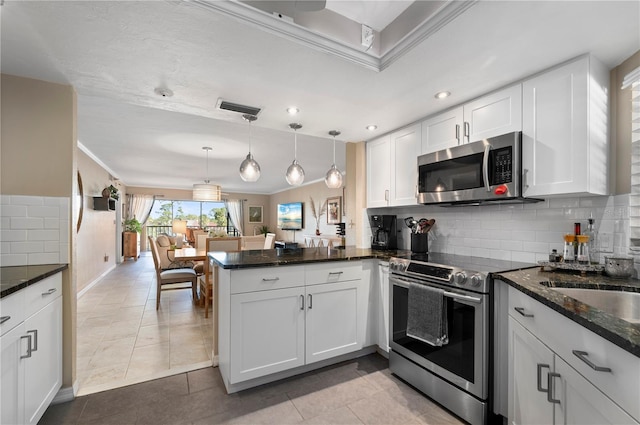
[491,147,512,185]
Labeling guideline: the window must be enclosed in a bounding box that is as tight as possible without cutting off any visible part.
[146,200,238,238]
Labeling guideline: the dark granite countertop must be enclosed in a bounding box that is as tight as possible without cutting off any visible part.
[497,267,640,358]
[1,264,68,299]
[209,247,411,269]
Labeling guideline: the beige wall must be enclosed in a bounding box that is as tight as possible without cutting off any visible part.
[346,142,367,247]
[1,74,77,392]
[269,180,344,243]
[611,50,640,194]
[76,150,118,293]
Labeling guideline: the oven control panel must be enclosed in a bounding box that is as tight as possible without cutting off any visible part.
[389,257,489,293]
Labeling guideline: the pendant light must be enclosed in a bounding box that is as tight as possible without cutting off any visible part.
[285,123,305,186]
[325,130,343,188]
[193,146,221,201]
[239,114,261,182]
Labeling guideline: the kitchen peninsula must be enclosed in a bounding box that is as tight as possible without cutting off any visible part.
[209,247,404,393]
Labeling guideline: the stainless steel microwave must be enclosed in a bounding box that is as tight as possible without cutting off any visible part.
[417,132,534,205]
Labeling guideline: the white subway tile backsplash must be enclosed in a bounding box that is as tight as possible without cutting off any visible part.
[549,198,580,208]
[0,195,70,266]
[11,217,43,229]
[11,241,44,254]
[27,229,59,241]
[511,251,537,263]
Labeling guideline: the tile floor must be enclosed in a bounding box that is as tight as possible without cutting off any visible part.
[76,252,213,396]
[41,353,465,425]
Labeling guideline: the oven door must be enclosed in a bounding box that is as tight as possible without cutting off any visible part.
[389,274,488,400]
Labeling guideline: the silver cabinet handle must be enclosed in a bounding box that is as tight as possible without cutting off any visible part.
[27,329,38,352]
[523,168,529,190]
[547,372,561,404]
[308,294,313,309]
[262,277,280,282]
[537,364,550,393]
[384,189,389,203]
[328,271,343,276]
[464,121,470,143]
[300,295,305,311]
[455,124,460,145]
[0,316,10,325]
[514,307,534,317]
[572,350,612,373]
[20,334,33,359]
[42,288,57,296]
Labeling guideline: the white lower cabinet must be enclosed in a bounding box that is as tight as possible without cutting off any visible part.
[508,286,639,424]
[222,261,370,390]
[0,273,63,425]
[375,261,390,353]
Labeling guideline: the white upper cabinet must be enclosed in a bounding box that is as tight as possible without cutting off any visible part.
[421,106,464,153]
[366,135,391,208]
[367,124,421,208]
[522,55,609,197]
[464,84,522,143]
[420,85,522,155]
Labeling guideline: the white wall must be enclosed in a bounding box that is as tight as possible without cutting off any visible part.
[367,194,629,264]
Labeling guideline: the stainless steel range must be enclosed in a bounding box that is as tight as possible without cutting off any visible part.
[388,253,530,425]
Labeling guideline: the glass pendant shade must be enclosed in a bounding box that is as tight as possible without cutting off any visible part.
[286,123,305,186]
[193,146,221,201]
[239,114,261,182]
[286,159,305,186]
[239,153,261,182]
[325,164,343,188]
[325,130,343,188]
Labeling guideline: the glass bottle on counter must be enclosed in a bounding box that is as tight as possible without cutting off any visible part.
[584,216,599,264]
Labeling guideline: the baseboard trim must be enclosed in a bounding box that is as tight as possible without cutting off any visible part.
[77,265,116,299]
[51,383,76,405]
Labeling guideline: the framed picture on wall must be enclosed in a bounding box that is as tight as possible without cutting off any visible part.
[326,197,341,224]
[248,206,263,223]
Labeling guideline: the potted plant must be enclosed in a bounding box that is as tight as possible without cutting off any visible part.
[309,197,327,235]
[257,225,270,236]
[124,217,142,233]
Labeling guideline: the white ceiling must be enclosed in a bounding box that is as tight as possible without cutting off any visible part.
[1,1,638,195]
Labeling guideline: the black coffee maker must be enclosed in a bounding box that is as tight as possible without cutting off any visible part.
[369,215,397,250]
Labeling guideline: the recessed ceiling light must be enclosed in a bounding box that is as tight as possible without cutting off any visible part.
[434,91,451,99]
[287,107,299,115]
[366,125,378,131]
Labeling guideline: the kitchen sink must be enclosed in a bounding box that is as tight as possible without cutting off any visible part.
[551,287,640,324]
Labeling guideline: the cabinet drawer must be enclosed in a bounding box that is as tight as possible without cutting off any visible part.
[24,274,62,317]
[0,290,25,336]
[305,261,362,286]
[509,286,640,421]
[230,265,305,294]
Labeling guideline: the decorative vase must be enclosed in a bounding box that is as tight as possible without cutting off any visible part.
[101,188,110,198]
[315,228,321,236]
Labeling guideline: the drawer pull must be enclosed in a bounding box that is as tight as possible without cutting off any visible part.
[27,329,38,352]
[308,294,313,309]
[42,288,57,296]
[572,350,612,373]
[20,334,33,359]
[300,295,305,310]
[514,307,534,317]
[536,364,550,393]
[262,277,280,282]
[328,271,343,276]
[547,372,561,404]
[0,316,10,325]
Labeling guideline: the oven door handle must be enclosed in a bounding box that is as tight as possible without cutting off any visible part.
[482,143,492,192]
[443,291,482,304]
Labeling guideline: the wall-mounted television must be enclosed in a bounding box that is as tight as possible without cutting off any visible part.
[277,202,303,230]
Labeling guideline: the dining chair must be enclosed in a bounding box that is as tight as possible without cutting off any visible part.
[264,233,276,249]
[148,236,197,310]
[199,237,242,318]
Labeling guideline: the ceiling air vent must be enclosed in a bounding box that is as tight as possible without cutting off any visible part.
[216,99,261,116]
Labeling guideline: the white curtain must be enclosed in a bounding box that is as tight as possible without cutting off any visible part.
[225,199,244,236]
[126,194,154,224]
